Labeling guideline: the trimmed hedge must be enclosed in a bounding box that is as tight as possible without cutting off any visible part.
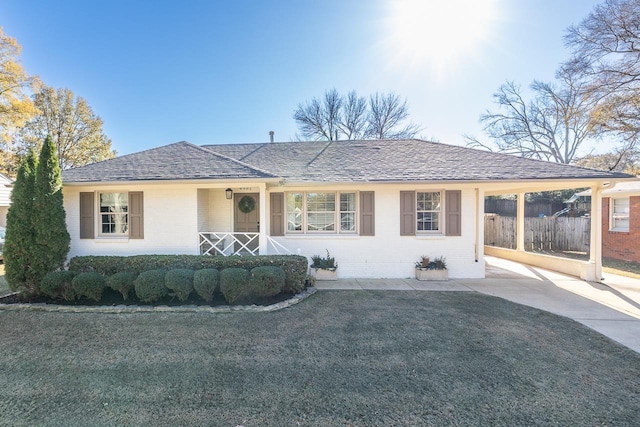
[165,269,194,302]
[193,268,219,303]
[72,272,106,302]
[40,270,77,301]
[134,270,168,303]
[107,272,136,300]
[250,266,285,299]
[69,255,308,293]
[220,268,250,304]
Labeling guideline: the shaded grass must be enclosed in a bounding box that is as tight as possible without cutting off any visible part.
[0,291,639,426]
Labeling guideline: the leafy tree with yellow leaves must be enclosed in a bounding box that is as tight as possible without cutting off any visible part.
[16,84,116,170]
[0,27,36,176]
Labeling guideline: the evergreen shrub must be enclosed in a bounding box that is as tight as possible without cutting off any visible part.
[69,254,308,293]
[134,269,167,303]
[39,270,77,301]
[107,272,136,300]
[72,272,106,302]
[220,268,250,304]
[4,151,38,294]
[32,136,70,285]
[193,268,219,303]
[165,269,194,302]
[249,266,285,299]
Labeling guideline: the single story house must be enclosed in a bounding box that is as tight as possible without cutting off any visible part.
[61,139,634,280]
[0,173,13,227]
[576,182,640,264]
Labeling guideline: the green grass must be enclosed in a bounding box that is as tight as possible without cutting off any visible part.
[0,291,639,426]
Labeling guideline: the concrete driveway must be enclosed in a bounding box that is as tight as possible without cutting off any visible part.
[315,256,640,354]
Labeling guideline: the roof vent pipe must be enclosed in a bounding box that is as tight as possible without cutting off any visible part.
[269,131,274,143]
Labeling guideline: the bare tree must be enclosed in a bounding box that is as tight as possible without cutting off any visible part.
[466,68,597,164]
[293,88,342,141]
[294,89,421,141]
[564,0,640,147]
[339,91,368,140]
[366,92,421,139]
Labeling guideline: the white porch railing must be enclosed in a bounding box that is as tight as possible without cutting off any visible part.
[198,232,292,256]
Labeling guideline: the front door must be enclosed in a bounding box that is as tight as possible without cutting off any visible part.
[234,193,260,253]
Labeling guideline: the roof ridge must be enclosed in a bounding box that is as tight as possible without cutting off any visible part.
[194,142,279,178]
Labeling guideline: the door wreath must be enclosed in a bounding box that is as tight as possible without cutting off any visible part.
[238,195,256,214]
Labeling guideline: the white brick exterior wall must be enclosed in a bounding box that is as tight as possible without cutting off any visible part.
[63,183,485,278]
[269,185,484,279]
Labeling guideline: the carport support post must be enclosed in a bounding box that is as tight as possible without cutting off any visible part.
[588,185,603,281]
[516,192,525,251]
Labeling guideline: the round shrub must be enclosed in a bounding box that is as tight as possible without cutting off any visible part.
[193,268,219,303]
[39,270,77,301]
[250,266,285,299]
[134,269,168,303]
[165,269,194,302]
[107,272,136,300]
[72,272,106,302]
[220,268,250,305]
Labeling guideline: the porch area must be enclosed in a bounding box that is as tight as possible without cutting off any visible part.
[196,185,291,256]
[198,232,291,256]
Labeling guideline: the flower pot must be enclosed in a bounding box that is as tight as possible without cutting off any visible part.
[415,268,448,281]
[310,268,338,281]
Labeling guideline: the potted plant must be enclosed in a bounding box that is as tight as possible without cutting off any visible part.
[415,255,448,281]
[309,250,338,281]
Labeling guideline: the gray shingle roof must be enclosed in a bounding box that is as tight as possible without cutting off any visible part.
[203,139,631,182]
[62,139,632,184]
[62,141,277,183]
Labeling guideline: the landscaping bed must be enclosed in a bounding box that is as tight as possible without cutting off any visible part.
[3,254,310,307]
[0,286,296,308]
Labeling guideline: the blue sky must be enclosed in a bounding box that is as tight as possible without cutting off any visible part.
[2,0,602,156]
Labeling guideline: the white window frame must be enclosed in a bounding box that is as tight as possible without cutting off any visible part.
[610,197,630,232]
[97,191,129,237]
[285,191,358,235]
[416,190,443,234]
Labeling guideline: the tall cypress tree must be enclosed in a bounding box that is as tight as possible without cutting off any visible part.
[4,150,38,293]
[32,135,70,283]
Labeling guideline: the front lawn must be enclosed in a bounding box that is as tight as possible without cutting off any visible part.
[1,291,639,426]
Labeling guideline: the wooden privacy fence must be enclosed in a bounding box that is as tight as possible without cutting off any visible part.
[485,214,590,252]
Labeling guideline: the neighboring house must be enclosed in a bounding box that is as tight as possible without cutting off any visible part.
[577,182,640,264]
[61,139,633,279]
[0,173,13,227]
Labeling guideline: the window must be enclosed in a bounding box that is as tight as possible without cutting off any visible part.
[400,190,460,237]
[611,197,630,231]
[416,191,441,232]
[340,193,356,232]
[285,191,357,234]
[286,193,303,232]
[99,192,129,235]
[80,191,143,239]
